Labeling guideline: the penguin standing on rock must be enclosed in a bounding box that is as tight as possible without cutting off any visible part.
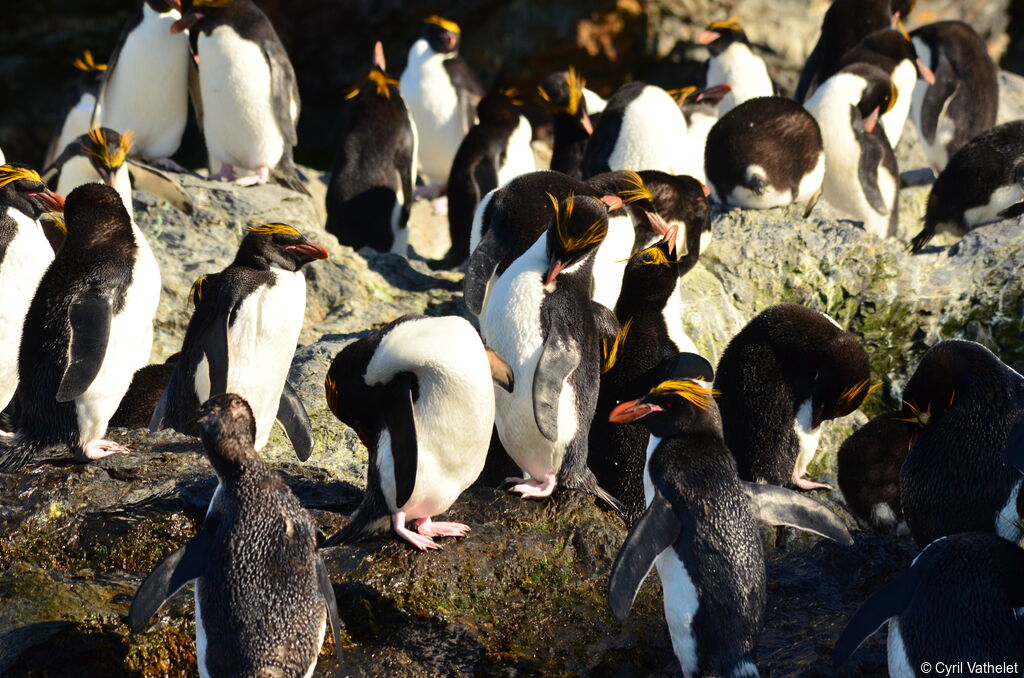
[698,18,773,115]
[714,304,876,490]
[804,63,900,238]
[129,393,342,678]
[909,121,1024,252]
[325,42,416,257]
[538,68,595,180]
[45,51,108,168]
[0,183,161,471]
[836,411,915,533]
[151,223,327,460]
[323,315,513,550]
[607,370,853,677]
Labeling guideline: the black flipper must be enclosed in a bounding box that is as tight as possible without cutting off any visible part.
[607,492,682,620]
[1004,414,1024,475]
[463,230,500,316]
[740,481,853,545]
[277,381,314,462]
[128,526,214,632]
[533,321,581,442]
[920,52,957,145]
[204,314,231,397]
[384,372,418,509]
[57,291,113,402]
[660,352,715,383]
[996,202,1024,220]
[316,556,343,660]
[148,383,171,432]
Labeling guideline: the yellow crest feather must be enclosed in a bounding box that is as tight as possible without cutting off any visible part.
[548,193,607,253]
[83,128,134,168]
[248,222,301,237]
[189,275,208,307]
[619,170,653,204]
[424,15,460,34]
[706,17,742,32]
[343,70,399,100]
[649,380,720,410]
[0,165,43,189]
[667,85,699,105]
[634,245,672,267]
[601,319,633,374]
[835,379,882,415]
[72,50,106,72]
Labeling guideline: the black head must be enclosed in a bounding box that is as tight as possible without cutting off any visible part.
[811,333,877,428]
[890,0,915,22]
[542,193,615,287]
[697,18,749,56]
[324,327,398,451]
[587,170,677,253]
[76,128,134,186]
[196,393,259,476]
[837,63,897,133]
[422,15,461,54]
[617,241,679,309]
[640,170,711,269]
[234,223,329,272]
[145,0,183,12]
[0,163,65,220]
[538,68,593,135]
[63,182,131,244]
[609,364,719,438]
[171,0,232,33]
[477,89,523,126]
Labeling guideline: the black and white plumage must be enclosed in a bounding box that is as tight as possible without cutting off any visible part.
[45,50,109,168]
[324,314,511,550]
[151,224,327,460]
[698,18,773,115]
[909,120,1024,252]
[833,533,1024,676]
[47,127,136,218]
[129,394,341,678]
[0,183,160,471]
[898,340,1024,548]
[911,21,999,175]
[606,371,852,677]
[714,303,874,490]
[538,68,595,180]
[836,411,915,533]
[804,63,900,238]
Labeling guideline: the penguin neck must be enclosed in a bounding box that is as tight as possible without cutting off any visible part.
[407,39,452,70]
[550,115,590,176]
[142,1,180,21]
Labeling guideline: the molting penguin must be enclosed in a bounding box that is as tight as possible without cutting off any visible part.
[172,0,303,188]
[898,340,1024,548]
[0,183,160,471]
[45,51,108,168]
[833,533,1024,676]
[538,68,595,180]
[325,44,416,257]
[705,96,824,212]
[323,315,512,550]
[129,393,341,677]
[836,411,915,533]
[714,303,876,490]
[47,127,135,218]
[607,371,852,677]
[441,89,535,268]
[0,165,65,427]
[96,0,191,165]
[804,63,900,238]
[910,21,999,175]
[909,120,1024,252]
[399,15,485,193]
[150,223,327,460]
[698,18,773,115]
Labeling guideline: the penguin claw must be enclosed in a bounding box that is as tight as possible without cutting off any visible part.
[415,518,471,538]
[80,439,129,461]
[234,166,270,186]
[505,473,557,498]
[791,474,832,491]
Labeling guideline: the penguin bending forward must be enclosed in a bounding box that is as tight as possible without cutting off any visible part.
[324,314,513,550]
[45,51,108,168]
[607,366,852,677]
[836,411,915,533]
[538,67,595,180]
[130,394,342,678]
[151,223,328,460]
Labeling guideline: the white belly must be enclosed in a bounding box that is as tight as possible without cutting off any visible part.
[496,116,536,187]
[964,184,1024,228]
[996,478,1024,545]
[195,587,210,678]
[664,282,698,354]
[880,60,916,149]
[792,398,822,479]
[656,547,700,675]
[199,27,286,172]
[609,87,689,175]
[591,213,637,311]
[887,620,915,678]
[400,44,464,185]
[707,43,774,115]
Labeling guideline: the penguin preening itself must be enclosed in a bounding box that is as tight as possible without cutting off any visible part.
[325,43,416,257]
[538,67,595,180]
[150,223,327,460]
[0,165,66,429]
[45,51,108,168]
[833,533,1024,675]
[910,21,999,175]
[804,63,900,238]
[606,371,852,677]
[400,15,485,197]
[323,315,513,550]
[129,394,342,677]
[172,0,304,189]
[441,88,535,268]
[705,96,824,213]
[95,0,191,165]
[698,18,773,115]
[909,121,1024,253]
[0,183,160,471]
[898,340,1024,549]
[714,304,876,491]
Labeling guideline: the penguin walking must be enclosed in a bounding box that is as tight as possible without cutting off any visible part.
[323,315,513,550]
[538,67,595,180]
[698,18,773,115]
[836,411,915,533]
[833,533,1024,676]
[714,304,875,490]
[804,63,900,238]
[95,0,191,165]
[129,393,341,677]
[909,121,1024,252]
[172,0,303,188]
[399,15,485,202]
[0,183,160,471]
[45,51,108,168]
[150,223,327,460]
[441,89,535,268]
[0,165,65,429]
[607,369,852,677]
[898,340,1024,548]
[910,21,999,175]
[325,43,416,257]
[705,96,824,212]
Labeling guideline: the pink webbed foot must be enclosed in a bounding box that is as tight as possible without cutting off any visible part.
[791,472,832,491]
[235,166,271,186]
[150,157,189,172]
[414,517,470,538]
[431,195,449,216]
[412,184,444,200]
[392,512,440,551]
[505,472,557,498]
[80,439,129,461]
[208,164,236,181]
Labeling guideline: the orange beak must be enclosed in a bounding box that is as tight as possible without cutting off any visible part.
[544,259,565,287]
[864,106,880,134]
[646,211,677,256]
[609,399,662,424]
[580,111,594,136]
[916,58,936,85]
[697,30,720,45]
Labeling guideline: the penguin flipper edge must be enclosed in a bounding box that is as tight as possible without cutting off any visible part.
[316,556,343,660]
[832,568,923,667]
[384,372,418,509]
[739,481,853,545]
[533,322,581,442]
[57,291,113,403]
[607,492,681,621]
[128,526,215,633]
[277,381,314,462]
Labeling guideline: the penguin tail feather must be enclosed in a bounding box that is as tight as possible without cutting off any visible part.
[325,506,391,547]
[562,469,626,516]
[271,155,312,197]
[0,439,41,473]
